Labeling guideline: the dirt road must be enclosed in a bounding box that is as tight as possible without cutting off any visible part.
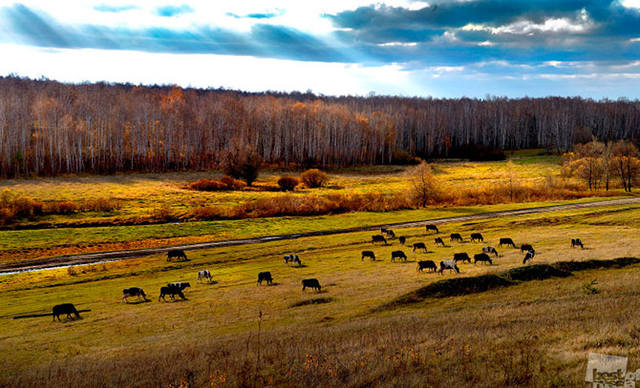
[2,197,638,274]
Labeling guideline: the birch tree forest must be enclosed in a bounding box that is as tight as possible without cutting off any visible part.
[1,76,639,177]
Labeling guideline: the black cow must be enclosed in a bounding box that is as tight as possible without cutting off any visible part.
[499,238,516,248]
[302,278,321,292]
[453,252,471,263]
[439,260,460,274]
[571,238,584,249]
[482,246,499,257]
[361,250,376,261]
[381,227,388,234]
[122,287,147,303]
[284,254,302,266]
[417,260,437,272]
[474,253,493,265]
[450,233,464,242]
[426,224,439,234]
[167,249,187,262]
[167,282,190,291]
[523,249,535,264]
[398,236,406,245]
[257,272,273,285]
[470,233,484,242]
[434,237,445,247]
[372,235,388,245]
[391,250,407,262]
[385,230,396,239]
[520,244,534,253]
[52,303,80,321]
[159,286,186,301]
[412,242,428,253]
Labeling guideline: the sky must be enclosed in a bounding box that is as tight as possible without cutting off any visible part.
[1,1,640,98]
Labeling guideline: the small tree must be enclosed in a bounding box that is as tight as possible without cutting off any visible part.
[221,139,262,186]
[277,176,300,191]
[301,169,329,188]
[505,160,519,201]
[562,139,606,191]
[408,161,439,207]
[612,140,640,192]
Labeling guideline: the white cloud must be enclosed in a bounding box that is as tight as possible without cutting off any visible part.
[377,41,418,47]
[461,9,593,36]
[621,0,640,9]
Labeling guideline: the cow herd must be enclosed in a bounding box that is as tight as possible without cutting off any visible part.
[49,228,586,322]
[367,224,585,274]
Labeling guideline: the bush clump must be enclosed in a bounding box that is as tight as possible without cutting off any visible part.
[188,176,246,191]
[277,176,300,191]
[300,169,329,188]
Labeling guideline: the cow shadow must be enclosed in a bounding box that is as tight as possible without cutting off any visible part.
[288,264,308,268]
[198,280,219,286]
[124,299,151,305]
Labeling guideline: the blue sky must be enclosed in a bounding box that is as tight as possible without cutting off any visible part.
[1,1,640,98]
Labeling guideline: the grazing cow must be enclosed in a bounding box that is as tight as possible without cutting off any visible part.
[159,285,186,301]
[417,260,437,272]
[372,235,388,245]
[284,254,302,266]
[426,224,439,234]
[499,238,516,248]
[122,287,147,303]
[361,250,376,261]
[197,270,213,283]
[523,250,535,264]
[381,227,388,234]
[167,249,187,262]
[52,303,80,321]
[391,250,407,262]
[450,233,464,242]
[470,233,484,243]
[398,236,406,245]
[520,244,534,253]
[302,278,321,292]
[386,230,396,239]
[571,238,584,249]
[439,260,460,274]
[412,242,428,253]
[453,252,472,264]
[167,282,191,291]
[474,253,493,265]
[483,246,499,257]
[257,272,273,285]
[434,237,445,247]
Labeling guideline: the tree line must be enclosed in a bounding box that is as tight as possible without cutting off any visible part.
[1,76,639,177]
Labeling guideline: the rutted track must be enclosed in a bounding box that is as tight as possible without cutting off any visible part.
[2,197,639,274]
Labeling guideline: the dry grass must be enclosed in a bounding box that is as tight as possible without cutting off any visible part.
[1,204,640,386]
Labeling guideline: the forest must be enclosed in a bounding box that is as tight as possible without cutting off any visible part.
[0,76,639,177]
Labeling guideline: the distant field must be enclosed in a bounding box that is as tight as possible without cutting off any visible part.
[1,152,628,263]
[2,203,640,386]
[0,153,564,227]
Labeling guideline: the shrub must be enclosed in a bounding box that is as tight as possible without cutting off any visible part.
[50,201,79,215]
[277,176,300,191]
[300,169,329,188]
[188,177,246,191]
[0,189,44,224]
[81,198,121,212]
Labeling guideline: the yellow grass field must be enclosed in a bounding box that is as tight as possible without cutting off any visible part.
[2,201,640,386]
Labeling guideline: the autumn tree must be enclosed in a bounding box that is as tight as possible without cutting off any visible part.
[562,139,606,191]
[611,140,640,192]
[221,138,262,186]
[408,161,439,207]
